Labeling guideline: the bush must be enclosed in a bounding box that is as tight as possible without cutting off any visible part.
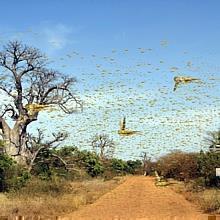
[78,150,104,177]
[0,154,14,191]
[125,160,142,174]
[156,151,199,181]
[185,177,206,192]
[155,150,220,187]
[15,176,72,196]
[40,146,144,178]
[197,151,220,187]
[31,148,72,180]
[0,154,29,192]
[111,158,128,174]
[5,165,30,191]
[56,146,78,157]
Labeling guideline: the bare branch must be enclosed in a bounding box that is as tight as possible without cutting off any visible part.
[24,129,68,171]
[0,104,18,119]
[91,134,115,160]
[0,85,16,99]
[45,132,68,148]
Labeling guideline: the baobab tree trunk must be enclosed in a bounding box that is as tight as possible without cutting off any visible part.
[0,117,29,166]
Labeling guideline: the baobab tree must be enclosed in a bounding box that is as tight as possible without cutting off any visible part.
[0,41,82,168]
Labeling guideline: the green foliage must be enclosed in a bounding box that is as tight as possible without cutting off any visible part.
[32,146,104,179]
[55,146,78,157]
[79,150,104,177]
[0,154,14,191]
[56,146,143,177]
[13,176,72,197]
[125,160,142,174]
[33,162,53,180]
[111,158,128,174]
[32,149,55,180]
[0,154,30,192]
[5,165,30,191]
[197,151,220,187]
[32,148,69,180]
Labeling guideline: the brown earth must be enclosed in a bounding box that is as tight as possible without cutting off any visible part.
[61,176,209,220]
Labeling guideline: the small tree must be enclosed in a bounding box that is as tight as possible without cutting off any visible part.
[91,134,115,160]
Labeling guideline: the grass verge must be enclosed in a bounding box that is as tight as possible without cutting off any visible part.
[168,178,220,214]
[0,176,125,217]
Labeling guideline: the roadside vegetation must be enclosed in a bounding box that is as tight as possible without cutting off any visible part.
[0,140,142,216]
[1,130,220,215]
[154,129,220,214]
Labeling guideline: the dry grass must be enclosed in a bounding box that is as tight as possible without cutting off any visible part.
[168,179,220,214]
[183,189,220,214]
[0,177,125,217]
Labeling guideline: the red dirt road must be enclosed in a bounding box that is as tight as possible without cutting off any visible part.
[61,176,208,220]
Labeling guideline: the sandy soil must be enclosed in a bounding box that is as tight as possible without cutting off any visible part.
[61,176,208,220]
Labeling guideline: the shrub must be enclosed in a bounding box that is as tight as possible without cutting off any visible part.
[0,154,14,191]
[197,151,220,187]
[125,160,142,174]
[0,154,29,192]
[56,146,78,157]
[15,176,72,196]
[185,177,206,192]
[31,148,70,180]
[156,151,199,181]
[111,158,128,174]
[5,165,30,191]
[78,150,104,177]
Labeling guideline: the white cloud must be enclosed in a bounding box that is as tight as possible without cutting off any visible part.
[43,23,75,50]
[0,22,80,55]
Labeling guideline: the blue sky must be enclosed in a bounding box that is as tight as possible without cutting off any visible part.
[0,1,219,160]
[1,0,220,53]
